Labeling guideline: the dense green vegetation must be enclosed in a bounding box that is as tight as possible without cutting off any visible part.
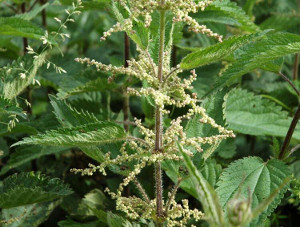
[0,0,299,226]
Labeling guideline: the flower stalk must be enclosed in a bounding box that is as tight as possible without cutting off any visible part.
[155,2,166,224]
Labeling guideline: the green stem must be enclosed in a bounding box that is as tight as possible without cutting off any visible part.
[165,178,182,215]
[155,2,166,226]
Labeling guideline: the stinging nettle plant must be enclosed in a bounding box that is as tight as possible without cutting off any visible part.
[73,0,236,225]
[1,0,299,226]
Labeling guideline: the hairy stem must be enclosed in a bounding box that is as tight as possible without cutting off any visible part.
[133,178,150,203]
[279,102,300,159]
[155,2,166,225]
[278,72,300,96]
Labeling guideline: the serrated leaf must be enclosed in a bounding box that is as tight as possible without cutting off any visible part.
[0,96,26,119]
[216,157,291,224]
[0,172,72,208]
[224,88,300,139]
[260,15,300,31]
[251,177,291,222]
[0,146,66,176]
[0,122,38,137]
[1,201,60,227]
[1,51,48,100]
[12,122,126,148]
[178,143,225,226]
[0,17,44,40]
[107,212,133,227]
[49,95,99,127]
[80,146,105,163]
[205,0,259,32]
[77,189,109,223]
[213,32,300,93]
[149,11,178,64]
[185,88,235,159]
[163,158,222,200]
[49,95,106,163]
[180,31,269,70]
[111,1,148,50]
[57,77,118,99]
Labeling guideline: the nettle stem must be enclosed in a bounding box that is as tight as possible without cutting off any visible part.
[155,2,166,225]
[279,102,300,159]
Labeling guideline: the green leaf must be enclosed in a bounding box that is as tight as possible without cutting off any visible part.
[111,1,149,50]
[216,157,291,224]
[1,201,60,227]
[163,158,222,199]
[80,146,105,163]
[107,212,132,227]
[185,88,235,159]
[180,31,269,70]
[0,96,26,119]
[0,17,44,40]
[214,32,300,92]
[260,15,300,31]
[149,11,178,64]
[205,0,259,32]
[78,189,109,223]
[57,77,118,99]
[1,51,48,100]
[0,172,72,208]
[0,146,66,176]
[12,122,126,147]
[178,143,225,226]
[0,122,38,137]
[243,0,258,18]
[49,95,106,163]
[49,95,99,127]
[224,88,300,140]
[251,177,292,221]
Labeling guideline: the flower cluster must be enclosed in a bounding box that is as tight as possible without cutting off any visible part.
[104,188,205,227]
[171,0,223,42]
[100,0,222,42]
